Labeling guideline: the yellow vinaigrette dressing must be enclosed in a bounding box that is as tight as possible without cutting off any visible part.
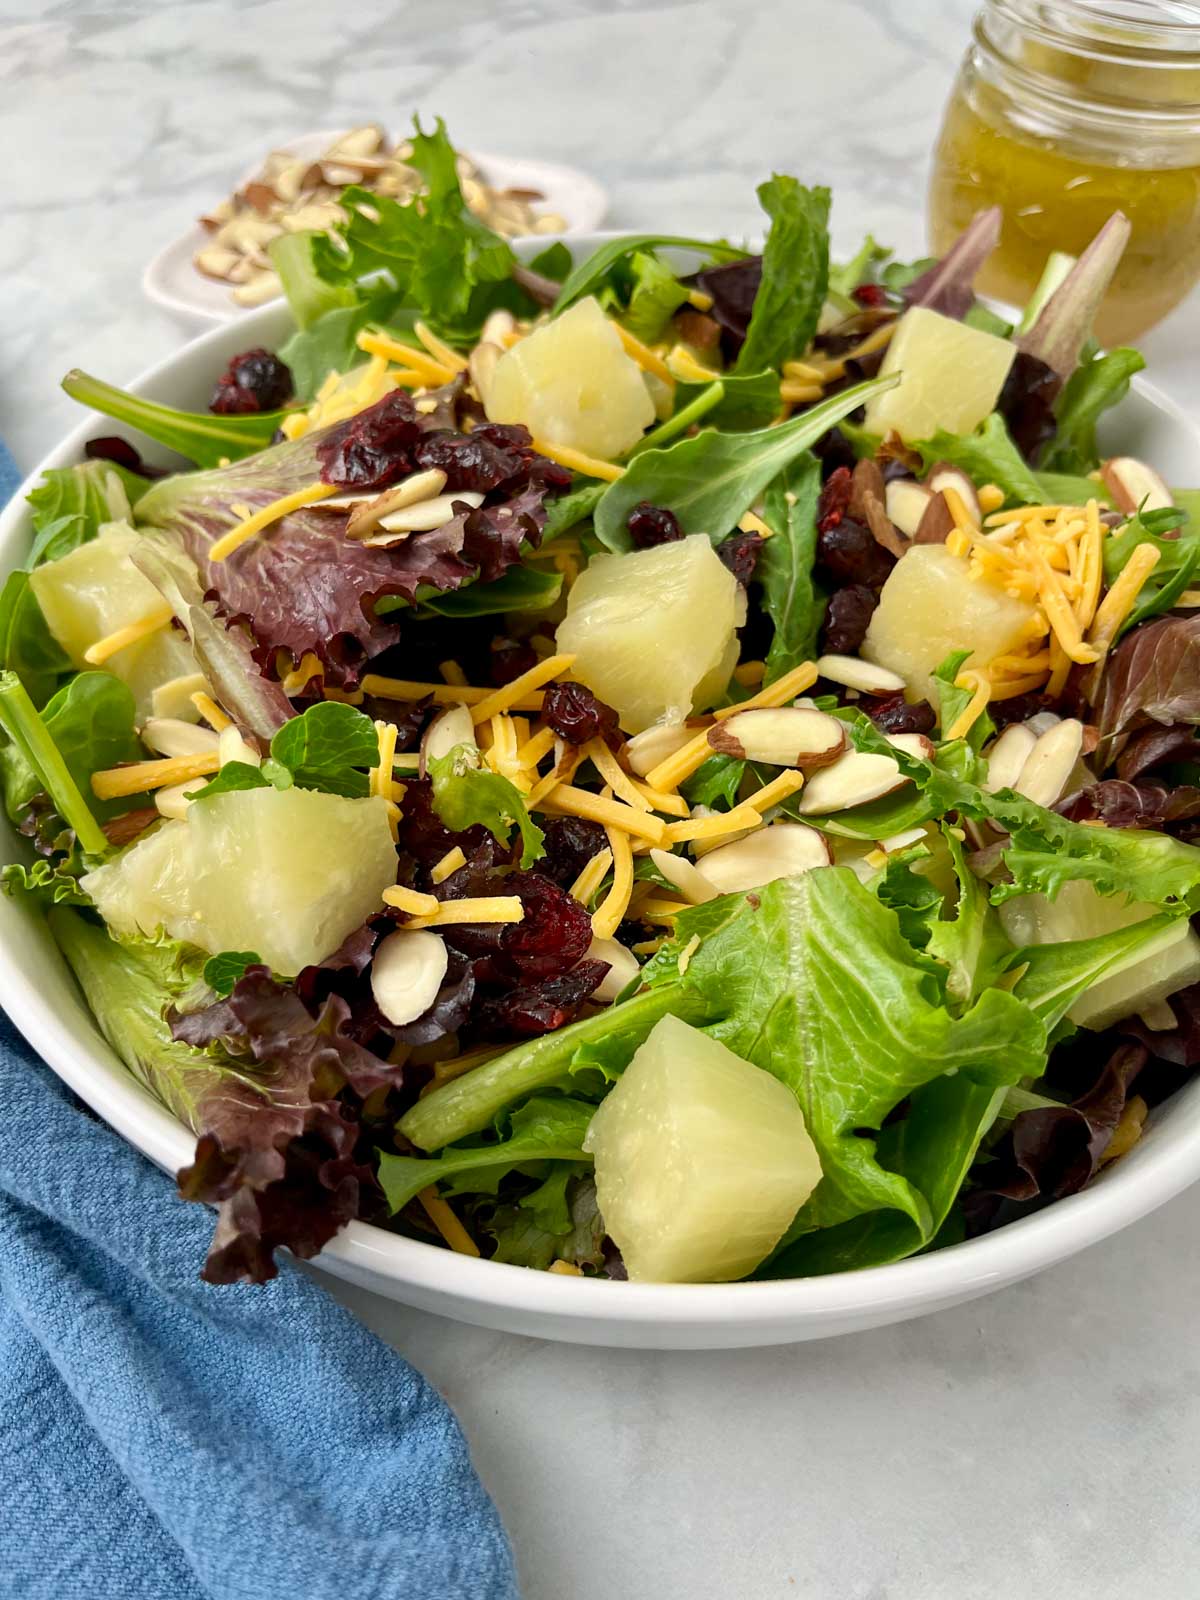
[930,0,1200,343]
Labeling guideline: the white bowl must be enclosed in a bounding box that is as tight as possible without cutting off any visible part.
[6,235,1200,1348]
[144,134,608,325]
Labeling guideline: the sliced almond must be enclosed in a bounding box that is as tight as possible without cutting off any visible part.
[587,936,642,1002]
[1100,456,1174,515]
[346,469,448,540]
[926,464,981,527]
[697,823,832,894]
[1139,999,1178,1032]
[1014,717,1085,808]
[625,723,694,778]
[154,780,195,821]
[141,718,221,759]
[376,490,484,536]
[482,309,517,345]
[816,655,906,696]
[649,847,718,905]
[231,270,283,307]
[468,342,501,405]
[887,732,936,761]
[1024,712,1061,737]
[981,723,1037,793]
[421,704,477,772]
[218,725,260,769]
[707,707,845,768]
[914,493,955,546]
[878,826,928,852]
[796,751,906,814]
[885,479,933,539]
[371,928,449,1025]
[193,245,242,281]
[689,807,759,858]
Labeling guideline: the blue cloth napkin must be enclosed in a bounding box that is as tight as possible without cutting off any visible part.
[0,442,520,1600]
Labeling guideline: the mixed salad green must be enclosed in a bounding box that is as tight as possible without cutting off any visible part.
[5,116,1200,1286]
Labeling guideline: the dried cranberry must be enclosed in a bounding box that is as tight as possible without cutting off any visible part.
[817,466,853,533]
[716,529,764,586]
[473,960,609,1039]
[627,502,684,548]
[497,873,593,980]
[852,282,889,308]
[209,348,293,415]
[820,585,877,654]
[83,436,167,478]
[816,516,896,589]
[394,779,494,866]
[316,391,423,490]
[534,816,609,887]
[413,429,527,493]
[542,681,620,746]
[814,428,859,481]
[867,694,936,735]
[489,637,539,686]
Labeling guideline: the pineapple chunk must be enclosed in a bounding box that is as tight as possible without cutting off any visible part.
[1000,880,1200,1031]
[485,296,655,460]
[557,535,741,733]
[30,522,197,719]
[82,788,397,975]
[861,544,1036,703]
[583,1014,822,1282]
[863,306,1017,441]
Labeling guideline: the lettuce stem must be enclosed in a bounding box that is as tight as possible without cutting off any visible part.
[61,370,287,469]
[0,671,109,856]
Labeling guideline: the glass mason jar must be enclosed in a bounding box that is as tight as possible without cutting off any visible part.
[929,0,1200,343]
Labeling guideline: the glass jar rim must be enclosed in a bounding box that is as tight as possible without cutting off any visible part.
[978,0,1200,122]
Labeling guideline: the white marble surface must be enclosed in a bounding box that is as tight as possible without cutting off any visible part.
[4,2,1200,1595]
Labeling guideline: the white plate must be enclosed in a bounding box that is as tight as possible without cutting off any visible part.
[8,234,1200,1347]
[143,134,609,325]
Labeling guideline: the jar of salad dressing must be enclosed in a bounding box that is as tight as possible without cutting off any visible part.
[929,0,1200,343]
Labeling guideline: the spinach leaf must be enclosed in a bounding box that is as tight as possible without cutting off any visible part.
[736,178,830,375]
[681,755,745,810]
[0,671,109,857]
[1041,346,1146,474]
[932,649,995,749]
[593,373,897,552]
[0,570,70,705]
[203,950,263,997]
[377,1096,594,1214]
[552,234,747,316]
[760,451,824,680]
[541,481,606,540]
[674,371,781,432]
[268,700,380,798]
[526,240,573,283]
[1102,505,1200,637]
[622,251,690,343]
[910,413,1044,505]
[186,761,275,803]
[429,743,544,867]
[61,371,285,469]
[417,565,562,618]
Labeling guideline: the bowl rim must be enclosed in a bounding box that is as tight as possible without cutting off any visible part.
[6,252,1200,1334]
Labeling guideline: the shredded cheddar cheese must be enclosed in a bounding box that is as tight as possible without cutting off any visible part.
[400,896,525,929]
[190,691,232,732]
[569,846,614,905]
[92,751,219,801]
[663,804,763,844]
[413,320,468,373]
[381,884,441,916]
[537,784,667,846]
[208,482,339,563]
[591,825,634,939]
[945,672,992,742]
[665,345,722,383]
[83,604,173,666]
[515,725,556,771]
[280,652,323,696]
[430,846,466,885]
[356,328,455,385]
[418,1188,480,1256]
[370,720,399,801]
[613,323,675,386]
[361,673,545,711]
[1088,542,1162,656]
[439,659,468,687]
[528,439,625,483]
[742,770,805,813]
[584,738,651,812]
[469,654,575,725]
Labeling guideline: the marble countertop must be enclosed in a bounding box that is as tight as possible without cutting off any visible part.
[4,2,1200,1595]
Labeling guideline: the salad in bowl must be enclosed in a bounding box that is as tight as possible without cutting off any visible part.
[5,118,1200,1294]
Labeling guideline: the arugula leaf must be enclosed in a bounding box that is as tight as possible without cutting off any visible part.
[1102,505,1200,637]
[933,649,995,749]
[851,713,1200,908]
[760,451,824,680]
[681,755,745,810]
[377,1095,594,1214]
[0,671,109,856]
[593,374,898,552]
[910,413,1044,505]
[673,370,781,432]
[736,178,830,375]
[428,743,544,867]
[621,251,690,343]
[1041,347,1146,474]
[541,481,606,540]
[267,701,379,798]
[62,371,285,469]
[552,234,747,316]
[203,950,263,997]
